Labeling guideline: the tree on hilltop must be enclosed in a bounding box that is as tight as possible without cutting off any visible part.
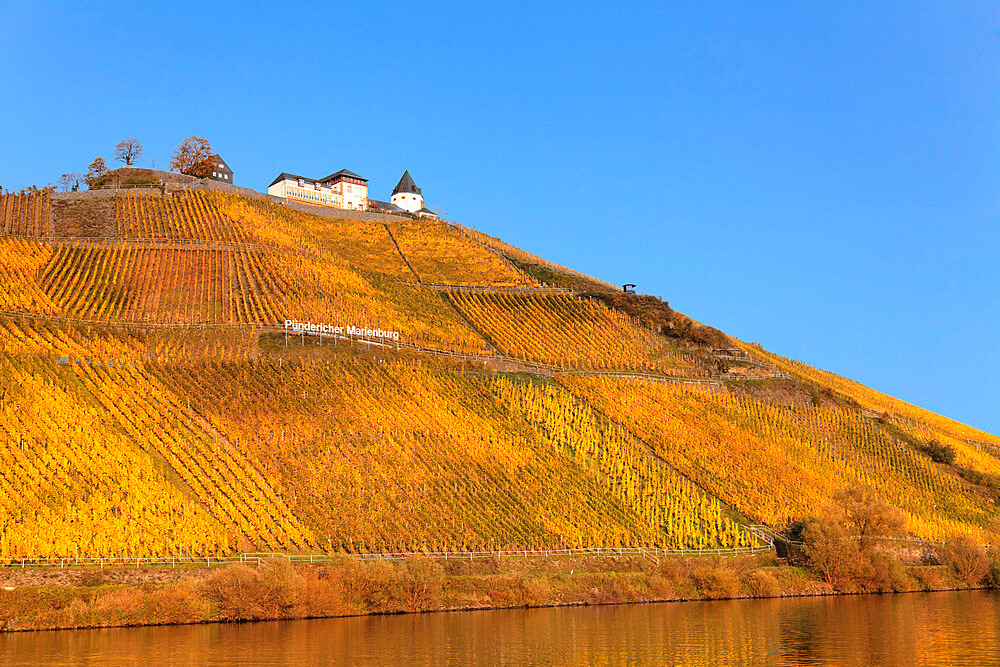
[57,173,82,192]
[170,136,214,178]
[15,184,56,195]
[114,137,143,166]
[85,157,108,187]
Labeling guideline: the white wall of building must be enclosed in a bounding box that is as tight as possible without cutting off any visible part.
[268,176,368,210]
[268,179,344,207]
[391,191,424,213]
[331,180,368,210]
[351,182,368,209]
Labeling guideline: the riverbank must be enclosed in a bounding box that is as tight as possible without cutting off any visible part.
[0,552,987,633]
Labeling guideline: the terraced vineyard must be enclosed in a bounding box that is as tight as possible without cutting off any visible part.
[40,242,278,324]
[0,238,59,314]
[484,376,753,549]
[739,341,1000,450]
[0,200,490,352]
[205,193,416,280]
[0,353,231,557]
[0,184,995,558]
[561,375,995,541]
[0,318,257,363]
[387,218,535,286]
[448,291,708,374]
[115,191,250,242]
[459,224,620,290]
[151,359,754,551]
[0,191,50,236]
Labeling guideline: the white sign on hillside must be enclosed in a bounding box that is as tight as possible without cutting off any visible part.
[284,319,400,342]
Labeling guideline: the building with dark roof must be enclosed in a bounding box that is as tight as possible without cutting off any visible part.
[391,170,435,216]
[392,170,420,196]
[208,155,233,184]
[368,199,405,213]
[267,168,369,210]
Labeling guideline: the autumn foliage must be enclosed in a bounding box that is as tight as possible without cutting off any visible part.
[448,291,708,374]
[0,185,996,562]
[170,137,215,178]
[0,191,51,236]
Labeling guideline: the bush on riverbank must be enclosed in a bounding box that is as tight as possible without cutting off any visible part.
[798,484,993,593]
[0,553,794,631]
[203,558,303,620]
[941,535,989,586]
[0,544,994,633]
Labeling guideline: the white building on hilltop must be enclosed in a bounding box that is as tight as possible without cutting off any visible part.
[267,169,368,210]
[390,171,437,217]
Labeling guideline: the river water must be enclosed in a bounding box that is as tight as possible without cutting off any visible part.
[1,590,998,665]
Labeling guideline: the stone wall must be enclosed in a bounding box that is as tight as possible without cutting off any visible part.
[52,188,161,200]
[186,178,410,222]
[281,199,408,223]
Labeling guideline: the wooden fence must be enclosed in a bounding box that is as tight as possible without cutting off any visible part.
[0,545,775,570]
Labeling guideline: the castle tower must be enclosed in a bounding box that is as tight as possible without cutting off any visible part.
[391,170,424,213]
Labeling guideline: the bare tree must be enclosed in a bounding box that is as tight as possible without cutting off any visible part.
[170,136,214,177]
[57,173,82,192]
[942,534,989,585]
[114,137,143,166]
[85,157,108,187]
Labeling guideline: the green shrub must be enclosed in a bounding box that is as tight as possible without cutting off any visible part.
[922,439,957,465]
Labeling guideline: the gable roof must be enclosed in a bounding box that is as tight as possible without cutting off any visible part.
[270,168,368,189]
[392,170,421,196]
[269,172,315,187]
[211,154,232,174]
[369,199,405,213]
[320,168,367,183]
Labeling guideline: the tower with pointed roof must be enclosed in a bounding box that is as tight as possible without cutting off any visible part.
[390,170,424,213]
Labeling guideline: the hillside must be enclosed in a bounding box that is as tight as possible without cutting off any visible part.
[0,186,996,559]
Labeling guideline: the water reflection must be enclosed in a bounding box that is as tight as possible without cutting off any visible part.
[1,590,997,665]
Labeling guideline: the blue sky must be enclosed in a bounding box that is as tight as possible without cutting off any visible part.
[1,2,997,434]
